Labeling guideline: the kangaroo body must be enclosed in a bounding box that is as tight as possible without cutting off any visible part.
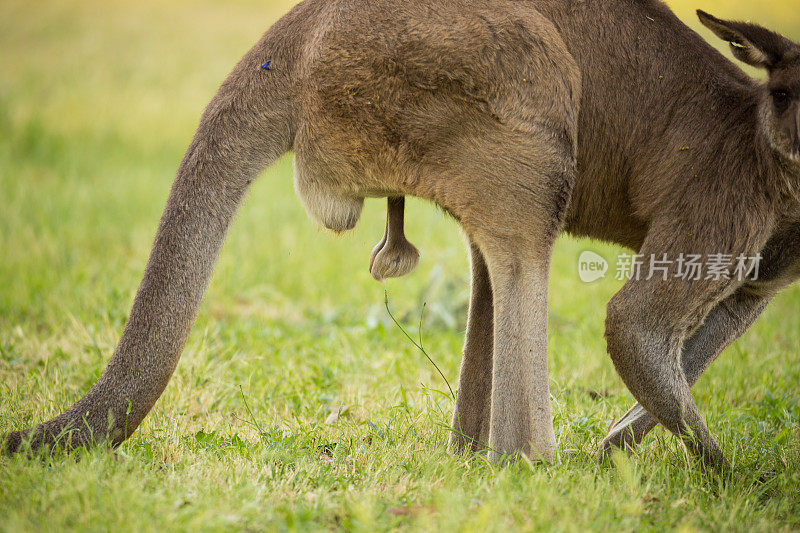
[6,0,800,471]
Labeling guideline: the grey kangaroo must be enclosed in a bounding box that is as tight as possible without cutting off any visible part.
[5,0,800,474]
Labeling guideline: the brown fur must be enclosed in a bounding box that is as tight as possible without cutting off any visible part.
[5,1,800,472]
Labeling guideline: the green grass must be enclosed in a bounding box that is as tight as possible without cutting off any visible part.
[1,0,799,531]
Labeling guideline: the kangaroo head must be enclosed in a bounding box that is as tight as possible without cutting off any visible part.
[699,10,800,164]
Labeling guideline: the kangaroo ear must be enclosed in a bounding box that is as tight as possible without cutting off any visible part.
[697,10,798,69]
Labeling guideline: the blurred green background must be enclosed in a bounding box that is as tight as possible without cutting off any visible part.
[1,1,799,531]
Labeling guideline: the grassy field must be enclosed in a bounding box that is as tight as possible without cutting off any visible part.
[1,0,799,530]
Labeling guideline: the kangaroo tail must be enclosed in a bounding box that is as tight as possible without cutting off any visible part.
[4,22,300,455]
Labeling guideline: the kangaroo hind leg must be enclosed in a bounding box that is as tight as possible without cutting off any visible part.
[441,128,576,463]
[449,240,494,454]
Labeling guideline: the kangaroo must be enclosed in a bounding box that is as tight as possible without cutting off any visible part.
[5,1,800,473]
